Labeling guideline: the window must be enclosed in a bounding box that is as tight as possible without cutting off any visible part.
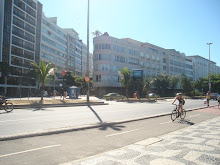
[114,55,126,63]
[163,58,166,63]
[128,49,139,56]
[128,58,139,65]
[94,54,111,61]
[113,75,119,82]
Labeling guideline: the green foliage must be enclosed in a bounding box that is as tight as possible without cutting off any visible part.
[152,73,170,96]
[170,75,179,90]
[143,76,152,98]
[32,60,53,101]
[180,74,193,96]
[119,67,132,99]
[191,89,202,96]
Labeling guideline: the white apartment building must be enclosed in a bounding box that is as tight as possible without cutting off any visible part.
[188,55,220,80]
[41,15,89,92]
[93,33,193,96]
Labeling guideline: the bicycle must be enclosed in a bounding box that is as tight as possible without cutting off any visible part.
[171,104,186,121]
[0,97,14,113]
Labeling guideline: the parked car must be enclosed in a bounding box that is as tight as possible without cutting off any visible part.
[148,93,159,97]
[103,93,124,101]
[210,93,219,100]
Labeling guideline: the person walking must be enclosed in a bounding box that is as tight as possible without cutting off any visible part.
[206,91,211,106]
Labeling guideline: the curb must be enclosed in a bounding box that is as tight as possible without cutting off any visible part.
[13,102,108,109]
[0,105,216,141]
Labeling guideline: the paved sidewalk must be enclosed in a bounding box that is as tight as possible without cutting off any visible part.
[63,116,220,165]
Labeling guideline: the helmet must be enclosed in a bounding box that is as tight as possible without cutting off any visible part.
[176,93,182,96]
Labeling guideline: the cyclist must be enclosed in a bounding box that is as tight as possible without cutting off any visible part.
[172,93,185,117]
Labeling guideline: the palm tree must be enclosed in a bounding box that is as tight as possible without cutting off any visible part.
[92,30,102,37]
[32,60,53,101]
[119,67,132,100]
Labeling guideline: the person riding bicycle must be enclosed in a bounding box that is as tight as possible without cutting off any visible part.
[172,93,185,117]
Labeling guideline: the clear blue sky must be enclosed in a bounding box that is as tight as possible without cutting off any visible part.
[38,0,220,66]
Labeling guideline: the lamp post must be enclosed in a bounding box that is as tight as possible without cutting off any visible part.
[86,0,90,106]
[207,43,213,93]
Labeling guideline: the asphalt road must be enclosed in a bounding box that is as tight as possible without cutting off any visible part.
[0,99,218,137]
[0,106,219,165]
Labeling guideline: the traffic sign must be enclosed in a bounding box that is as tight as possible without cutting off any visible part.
[85,77,90,82]
[62,70,67,76]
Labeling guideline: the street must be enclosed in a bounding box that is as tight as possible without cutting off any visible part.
[0,99,218,137]
[0,106,219,165]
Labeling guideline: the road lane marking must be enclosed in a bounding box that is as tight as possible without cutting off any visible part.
[160,121,172,124]
[0,144,61,158]
[0,118,43,123]
[106,129,139,137]
[189,114,200,118]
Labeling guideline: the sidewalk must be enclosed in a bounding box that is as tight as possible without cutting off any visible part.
[63,116,220,165]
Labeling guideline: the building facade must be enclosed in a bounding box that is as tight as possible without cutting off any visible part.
[0,0,89,97]
[93,33,220,96]
[0,0,42,96]
[188,55,220,80]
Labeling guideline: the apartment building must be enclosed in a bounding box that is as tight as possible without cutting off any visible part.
[0,0,89,97]
[0,0,42,96]
[93,33,193,95]
[188,55,220,80]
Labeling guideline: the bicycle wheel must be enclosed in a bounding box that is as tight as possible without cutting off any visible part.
[180,109,186,120]
[4,102,14,112]
[171,110,177,121]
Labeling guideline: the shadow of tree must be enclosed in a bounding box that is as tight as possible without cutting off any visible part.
[99,123,125,131]
[88,105,103,123]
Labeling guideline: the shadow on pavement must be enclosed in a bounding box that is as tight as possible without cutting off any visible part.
[88,105,103,123]
[99,123,125,131]
[179,119,194,125]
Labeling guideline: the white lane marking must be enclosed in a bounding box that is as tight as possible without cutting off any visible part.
[0,144,61,158]
[0,118,42,123]
[106,129,139,137]
[160,121,172,124]
[189,114,200,118]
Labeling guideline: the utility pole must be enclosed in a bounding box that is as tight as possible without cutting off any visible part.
[207,43,213,93]
[86,0,90,106]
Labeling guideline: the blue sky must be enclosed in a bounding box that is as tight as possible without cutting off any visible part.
[38,0,220,66]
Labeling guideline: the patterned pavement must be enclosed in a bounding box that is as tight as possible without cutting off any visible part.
[66,116,220,165]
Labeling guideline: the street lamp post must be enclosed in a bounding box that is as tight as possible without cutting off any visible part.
[86,0,90,106]
[207,43,213,93]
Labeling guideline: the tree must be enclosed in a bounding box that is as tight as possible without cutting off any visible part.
[170,75,179,90]
[143,77,152,99]
[193,77,207,93]
[32,60,53,101]
[180,74,193,96]
[152,73,170,96]
[119,67,132,100]
[92,30,102,37]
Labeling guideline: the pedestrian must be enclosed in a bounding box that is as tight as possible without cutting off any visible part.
[206,91,211,106]
[133,91,137,99]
